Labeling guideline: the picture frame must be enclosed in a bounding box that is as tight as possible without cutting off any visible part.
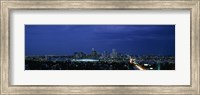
[0,0,199,94]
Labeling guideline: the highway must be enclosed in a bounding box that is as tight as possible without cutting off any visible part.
[130,57,145,70]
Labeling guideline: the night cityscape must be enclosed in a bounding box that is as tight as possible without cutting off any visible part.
[25,25,175,70]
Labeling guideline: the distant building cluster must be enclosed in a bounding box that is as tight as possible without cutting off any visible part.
[71,48,128,60]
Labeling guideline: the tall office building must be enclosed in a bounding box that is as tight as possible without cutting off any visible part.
[111,49,117,58]
[91,48,98,58]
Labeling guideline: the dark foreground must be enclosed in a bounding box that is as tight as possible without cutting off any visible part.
[25,60,175,70]
[25,60,137,70]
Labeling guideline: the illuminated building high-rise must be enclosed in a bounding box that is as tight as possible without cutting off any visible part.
[91,48,98,58]
[111,49,117,58]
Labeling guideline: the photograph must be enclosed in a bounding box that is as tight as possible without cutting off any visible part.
[1,0,199,94]
[25,25,175,70]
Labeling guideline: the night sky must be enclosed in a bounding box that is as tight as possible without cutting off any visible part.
[25,25,175,56]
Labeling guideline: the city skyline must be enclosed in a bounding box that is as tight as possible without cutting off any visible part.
[25,25,175,56]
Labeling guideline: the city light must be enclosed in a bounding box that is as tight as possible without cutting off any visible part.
[25,48,175,70]
[72,59,99,62]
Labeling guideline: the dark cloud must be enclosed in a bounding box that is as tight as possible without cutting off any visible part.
[25,25,175,56]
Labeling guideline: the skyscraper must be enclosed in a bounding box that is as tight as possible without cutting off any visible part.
[111,49,117,58]
[91,48,98,58]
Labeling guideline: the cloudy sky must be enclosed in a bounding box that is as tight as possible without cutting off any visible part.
[25,25,175,56]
